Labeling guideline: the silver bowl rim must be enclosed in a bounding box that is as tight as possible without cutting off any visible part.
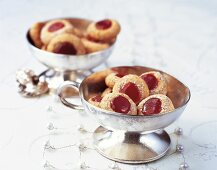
[26,17,116,57]
[80,65,191,118]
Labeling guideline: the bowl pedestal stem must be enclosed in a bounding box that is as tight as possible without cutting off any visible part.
[44,69,93,92]
[93,126,171,164]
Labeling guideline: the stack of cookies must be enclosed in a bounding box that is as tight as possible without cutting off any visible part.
[88,70,175,115]
[29,18,121,55]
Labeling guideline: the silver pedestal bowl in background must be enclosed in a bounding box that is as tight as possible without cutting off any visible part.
[57,66,191,164]
[26,18,115,91]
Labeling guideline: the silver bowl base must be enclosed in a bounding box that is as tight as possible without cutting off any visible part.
[93,126,171,164]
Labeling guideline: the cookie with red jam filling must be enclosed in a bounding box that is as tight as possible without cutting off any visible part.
[86,19,120,43]
[137,94,174,115]
[40,19,74,45]
[100,93,137,115]
[105,72,126,88]
[140,71,167,95]
[47,33,86,55]
[101,88,112,97]
[81,38,109,53]
[113,74,149,105]
[29,22,45,48]
[88,95,103,107]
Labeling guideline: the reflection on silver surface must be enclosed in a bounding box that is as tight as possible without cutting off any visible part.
[58,66,191,163]
[93,126,170,163]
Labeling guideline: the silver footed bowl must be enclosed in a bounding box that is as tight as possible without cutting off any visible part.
[57,66,191,164]
[58,66,190,132]
[26,18,115,71]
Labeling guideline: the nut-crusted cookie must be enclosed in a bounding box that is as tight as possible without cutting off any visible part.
[29,22,45,48]
[88,95,103,107]
[99,93,137,115]
[101,88,112,97]
[105,72,127,88]
[140,71,167,95]
[71,27,85,38]
[113,74,149,105]
[47,33,86,55]
[87,19,120,43]
[40,19,74,45]
[81,38,109,53]
[137,94,174,115]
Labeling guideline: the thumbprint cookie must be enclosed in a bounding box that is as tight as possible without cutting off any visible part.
[47,33,86,55]
[87,19,120,43]
[113,74,149,105]
[29,22,45,48]
[71,27,85,38]
[140,71,167,95]
[101,88,112,97]
[105,72,126,88]
[99,93,137,115]
[40,19,74,45]
[137,94,174,115]
[88,95,103,107]
[81,38,109,53]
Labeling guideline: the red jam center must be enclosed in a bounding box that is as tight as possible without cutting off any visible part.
[91,95,102,102]
[120,82,141,104]
[142,98,162,115]
[48,22,65,32]
[110,95,130,114]
[53,42,77,55]
[96,19,112,30]
[141,74,158,90]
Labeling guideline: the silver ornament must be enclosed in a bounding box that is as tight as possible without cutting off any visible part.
[109,163,121,170]
[175,127,183,136]
[179,162,189,170]
[44,140,55,151]
[78,125,88,134]
[16,68,49,97]
[79,162,89,169]
[16,68,35,85]
[43,161,54,170]
[176,144,184,153]
[47,106,53,112]
[146,166,157,170]
[47,123,55,130]
[78,143,87,152]
[43,161,55,170]
[43,161,50,168]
